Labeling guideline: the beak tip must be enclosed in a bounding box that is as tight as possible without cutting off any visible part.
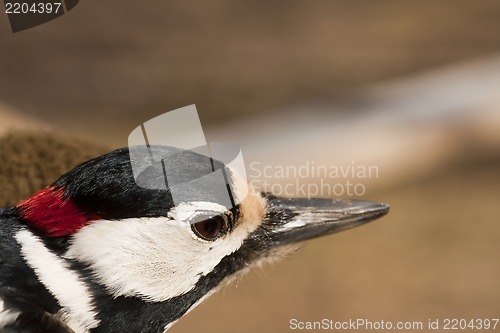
[370,201,390,215]
[334,199,389,217]
[346,200,390,224]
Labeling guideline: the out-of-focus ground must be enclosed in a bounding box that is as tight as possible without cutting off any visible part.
[1,1,500,333]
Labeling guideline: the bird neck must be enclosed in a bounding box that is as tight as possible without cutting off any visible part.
[79,276,214,333]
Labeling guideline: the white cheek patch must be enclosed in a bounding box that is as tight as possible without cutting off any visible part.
[65,215,252,302]
[14,230,99,332]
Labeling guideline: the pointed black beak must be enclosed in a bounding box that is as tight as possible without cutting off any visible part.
[261,195,389,247]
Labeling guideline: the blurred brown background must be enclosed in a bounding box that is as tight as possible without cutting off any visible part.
[2,1,500,143]
[1,1,500,332]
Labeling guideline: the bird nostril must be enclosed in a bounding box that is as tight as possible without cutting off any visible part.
[192,215,225,241]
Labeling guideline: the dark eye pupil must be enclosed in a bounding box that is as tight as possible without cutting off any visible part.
[193,216,224,240]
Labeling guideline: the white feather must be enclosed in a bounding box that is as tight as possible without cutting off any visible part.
[0,299,20,328]
[14,229,100,332]
[167,201,228,224]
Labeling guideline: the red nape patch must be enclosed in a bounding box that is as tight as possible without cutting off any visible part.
[17,186,100,237]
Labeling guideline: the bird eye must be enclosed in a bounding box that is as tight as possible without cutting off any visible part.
[191,215,226,241]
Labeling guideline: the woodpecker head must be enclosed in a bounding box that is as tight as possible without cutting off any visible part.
[13,146,388,332]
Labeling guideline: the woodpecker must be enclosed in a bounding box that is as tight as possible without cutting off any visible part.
[0,146,388,333]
